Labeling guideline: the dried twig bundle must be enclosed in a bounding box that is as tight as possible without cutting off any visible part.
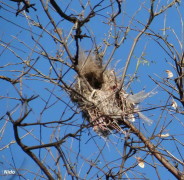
[70,53,153,137]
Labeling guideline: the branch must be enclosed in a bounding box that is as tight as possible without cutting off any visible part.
[111,0,122,21]
[122,118,184,179]
[118,1,155,90]
[25,129,81,151]
[50,0,77,23]
[155,0,181,16]
[0,75,19,84]
[10,0,36,16]
[6,112,54,180]
[15,126,54,179]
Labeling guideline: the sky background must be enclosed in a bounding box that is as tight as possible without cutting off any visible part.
[0,0,184,179]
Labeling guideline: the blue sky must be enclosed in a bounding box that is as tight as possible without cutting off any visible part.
[1,0,184,179]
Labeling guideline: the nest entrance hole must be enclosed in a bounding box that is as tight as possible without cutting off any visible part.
[84,72,104,89]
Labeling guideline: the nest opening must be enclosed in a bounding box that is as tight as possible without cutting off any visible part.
[84,72,103,89]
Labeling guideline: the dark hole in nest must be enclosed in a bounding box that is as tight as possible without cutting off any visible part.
[84,72,104,89]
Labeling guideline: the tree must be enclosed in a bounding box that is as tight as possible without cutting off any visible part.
[0,0,184,179]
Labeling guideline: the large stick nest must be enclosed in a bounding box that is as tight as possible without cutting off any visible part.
[70,54,152,137]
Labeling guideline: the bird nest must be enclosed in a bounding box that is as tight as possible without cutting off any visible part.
[70,54,153,137]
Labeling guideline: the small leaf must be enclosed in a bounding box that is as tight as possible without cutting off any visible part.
[171,100,177,109]
[136,157,145,168]
[165,70,173,78]
[160,133,170,138]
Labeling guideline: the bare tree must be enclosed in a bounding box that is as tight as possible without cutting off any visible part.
[0,0,184,179]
